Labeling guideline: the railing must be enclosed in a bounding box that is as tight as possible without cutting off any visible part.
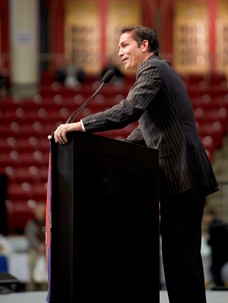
[1,52,228,76]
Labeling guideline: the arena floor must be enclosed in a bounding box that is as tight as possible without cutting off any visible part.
[0,290,228,303]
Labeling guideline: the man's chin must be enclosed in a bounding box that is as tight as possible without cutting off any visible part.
[124,64,130,70]
[125,65,135,72]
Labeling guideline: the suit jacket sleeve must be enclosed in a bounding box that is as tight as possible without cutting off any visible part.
[81,62,162,133]
[122,125,147,146]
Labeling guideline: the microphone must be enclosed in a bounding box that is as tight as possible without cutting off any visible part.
[102,69,115,84]
[65,70,114,124]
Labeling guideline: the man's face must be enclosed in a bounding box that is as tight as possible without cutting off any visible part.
[118,32,145,73]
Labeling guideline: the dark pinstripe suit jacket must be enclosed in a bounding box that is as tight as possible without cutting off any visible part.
[82,55,218,198]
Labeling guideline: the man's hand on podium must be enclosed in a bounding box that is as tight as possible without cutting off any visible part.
[54,122,83,144]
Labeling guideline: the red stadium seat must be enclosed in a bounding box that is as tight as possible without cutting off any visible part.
[201,135,216,153]
[197,121,224,149]
[194,108,228,134]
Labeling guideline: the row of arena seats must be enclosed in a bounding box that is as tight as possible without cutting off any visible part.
[181,72,227,89]
[0,71,228,234]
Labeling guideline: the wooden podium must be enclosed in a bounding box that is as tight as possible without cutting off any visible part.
[49,132,159,303]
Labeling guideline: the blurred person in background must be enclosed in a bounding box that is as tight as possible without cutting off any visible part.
[0,234,12,272]
[0,68,10,96]
[56,59,85,88]
[203,208,228,288]
[101,56,125,86]
[24,203,47,291]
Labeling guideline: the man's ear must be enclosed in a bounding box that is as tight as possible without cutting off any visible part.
[142,40,149,52]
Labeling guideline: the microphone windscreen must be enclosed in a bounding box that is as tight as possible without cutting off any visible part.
[102,70,115,84]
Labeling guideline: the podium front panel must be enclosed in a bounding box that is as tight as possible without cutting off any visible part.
[50,132,159,303]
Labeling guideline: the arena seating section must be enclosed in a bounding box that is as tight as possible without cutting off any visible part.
[0,71,228,234]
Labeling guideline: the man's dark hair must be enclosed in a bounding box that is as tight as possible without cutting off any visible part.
[120,26,159,55]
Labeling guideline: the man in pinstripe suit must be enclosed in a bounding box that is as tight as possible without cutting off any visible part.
[54,26,219,303]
